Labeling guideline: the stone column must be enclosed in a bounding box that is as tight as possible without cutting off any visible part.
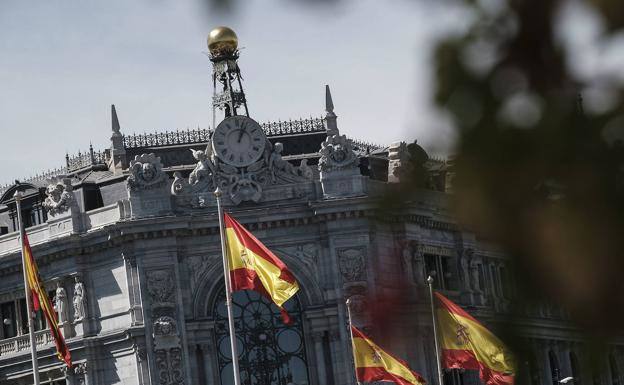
[201,342,217,385]
[328,329,344,385]
[312,331,328,385]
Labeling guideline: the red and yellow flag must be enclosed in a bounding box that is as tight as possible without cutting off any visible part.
[351,325,426,385]
[224,212,299,323]
[435,292,514,385]
[23,233,72,368]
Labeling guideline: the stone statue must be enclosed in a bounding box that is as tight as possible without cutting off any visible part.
[269,142,298,182]
[402,241,415,284]
[189,145,216,185]
[298,159,314,180]
[73,277,86,321]
[459,249,473,291]
[53,281,68,324]
[43,179,75,216]
[470,259,481,291]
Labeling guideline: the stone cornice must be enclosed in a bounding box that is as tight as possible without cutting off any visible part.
[0,198,461,277]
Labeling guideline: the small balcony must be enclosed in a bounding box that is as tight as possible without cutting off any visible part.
[0,329,54,357]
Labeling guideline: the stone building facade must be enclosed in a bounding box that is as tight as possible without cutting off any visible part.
[0,46,622,385]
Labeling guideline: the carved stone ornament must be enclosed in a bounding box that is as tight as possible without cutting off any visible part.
[387,140,429,184]
[156,347,185,385]
[318,134,358,172]
[43,177,76,216]
[127,153,168,192]
[172,139,313,207]
[338,247,367,282]
[74,361,87,375]
[153,316,178,336]
[147,270,176,305]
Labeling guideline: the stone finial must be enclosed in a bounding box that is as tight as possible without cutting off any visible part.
[325,85,335,115]
[325,85,338,136]
[110,104,127,173]
[112,104,121,136]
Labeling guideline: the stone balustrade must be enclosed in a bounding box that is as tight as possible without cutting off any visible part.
[0,203,122,257]
[0,329,54,357]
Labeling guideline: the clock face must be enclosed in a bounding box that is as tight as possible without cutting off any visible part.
[212,116,267,167]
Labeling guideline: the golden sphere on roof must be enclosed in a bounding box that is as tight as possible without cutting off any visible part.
[207,26,238,55]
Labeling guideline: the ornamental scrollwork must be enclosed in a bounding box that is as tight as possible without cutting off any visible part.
[43,177,76,216]
[318,134,358,172]
[155,347,185,385]
[127,153,168,192]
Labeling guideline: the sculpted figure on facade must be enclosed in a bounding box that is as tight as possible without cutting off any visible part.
[269,142,298,182]
[298,159,314,180]
[43,178,76,216]
[73,277,87,321]
[127,153,168,191]
[469,256,482,291]
[188,146,216,185]
[54,281,68,324]
[387,140,430,186]
[172,138,313,207]
[318,134,358,172]
[402,240,425,285]
[460,249,475,291]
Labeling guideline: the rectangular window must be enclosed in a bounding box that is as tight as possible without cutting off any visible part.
[424,254,455,290]
[1,301,17,338]
[19,298,47,333]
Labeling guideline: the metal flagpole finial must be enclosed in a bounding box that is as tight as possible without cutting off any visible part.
[214,186,222,198]
[427,276,434,285]
[13,190,23,201]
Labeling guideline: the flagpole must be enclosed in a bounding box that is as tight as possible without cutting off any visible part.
[14,190,41,385]
[214,187,242,385]
[427,276,444,385]
[345,299,361,385]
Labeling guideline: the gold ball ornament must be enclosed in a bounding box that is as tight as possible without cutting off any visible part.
[207,26,238,55]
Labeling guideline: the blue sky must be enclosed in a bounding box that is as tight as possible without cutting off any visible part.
[0,0,469,185]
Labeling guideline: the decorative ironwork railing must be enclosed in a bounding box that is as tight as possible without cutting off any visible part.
[123,128,211,149]
[261,117,325,136]
[65,145,110,172]
[27,167,69,182]
[348,137,384,152]
[122,117,327,149]
[0,329,54,356]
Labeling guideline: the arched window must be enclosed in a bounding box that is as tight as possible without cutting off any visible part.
[212,288,310,385]
[610,354,620,385]
[570,352,581,385]
[550,350,561,385]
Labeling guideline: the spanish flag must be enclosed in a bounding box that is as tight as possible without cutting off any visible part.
[224,213,299,323]
[351,325,426,385]
[435,292,514,385]
[23,233,72,368]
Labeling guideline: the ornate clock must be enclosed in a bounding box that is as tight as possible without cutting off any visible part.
[212,116,267,167]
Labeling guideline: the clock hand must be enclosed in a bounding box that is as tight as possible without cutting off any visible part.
[237,122,247,143]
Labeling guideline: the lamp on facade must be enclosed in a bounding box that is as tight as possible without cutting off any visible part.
[560,377,574,383]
